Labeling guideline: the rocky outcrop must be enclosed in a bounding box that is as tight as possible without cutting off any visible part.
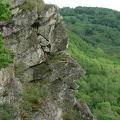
[75,101,97,120]
[0,0,96,120]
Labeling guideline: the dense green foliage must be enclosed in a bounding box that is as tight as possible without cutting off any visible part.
[0,0,11,20]
[60,7,120,120]
[0,0,13,70]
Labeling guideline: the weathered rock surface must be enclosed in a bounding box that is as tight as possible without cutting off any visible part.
[74,101,97,120]
[0,0,96,120]
[0,67,22,119]
[49,53,85,108]
[32,102,63,120]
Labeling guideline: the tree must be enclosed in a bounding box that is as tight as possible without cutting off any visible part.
[0,0,13,70]
[61,6,120,120]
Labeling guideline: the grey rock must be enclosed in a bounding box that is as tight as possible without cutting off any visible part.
[38,22,54,41]
[74,101,97,120]
[22,45,45,67]
[49,53,85,108]
[32,102,63,120]
[0,67,22,119]
[1,3,38,37]
[51,22,68,51]
[42,46,50,52]
[38,5,68,52]
[12,7,20,15]
[38,35,49,46]
[38,5,59,25]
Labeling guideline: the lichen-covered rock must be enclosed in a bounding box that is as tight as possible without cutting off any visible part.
[38,4,60,25]
[32,102,63,120]
[1,9,38,37]
[74,101,97,120]
[51,22,68,51]
[49,54,85,108]
[38,5,68,52]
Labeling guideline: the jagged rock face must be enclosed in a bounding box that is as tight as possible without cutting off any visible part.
[0,1,96,120]
[49,54,85,108]
[75,101,97,120]
[1,4,68,68]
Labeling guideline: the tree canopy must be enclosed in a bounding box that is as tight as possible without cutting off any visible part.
[60,6,120,120]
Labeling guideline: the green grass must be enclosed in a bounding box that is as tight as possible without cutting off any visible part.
[2,89,9,97]
[0,103,15,120]
[20,79,51,119]
[37,0,44,14]
[48,52,68,63]
[62,107,81,120]
[20,0,44,13]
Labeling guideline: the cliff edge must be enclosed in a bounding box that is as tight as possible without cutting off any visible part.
[0,0,96,119]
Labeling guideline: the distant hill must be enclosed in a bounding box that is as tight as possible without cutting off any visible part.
[60,7,120,120]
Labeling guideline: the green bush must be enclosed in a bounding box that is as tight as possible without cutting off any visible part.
[0,0,11,20]
[20,0,35,11]
[20,0,44,13]
[20,81,50,119]
[0,34,13,70]
[0,1,13,70]
[62,108,81,120]
[23,91,39,104]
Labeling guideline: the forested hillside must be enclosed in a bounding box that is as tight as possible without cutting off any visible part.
[60,7,120,120]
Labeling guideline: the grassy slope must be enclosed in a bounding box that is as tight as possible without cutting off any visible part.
[67,30,120,120]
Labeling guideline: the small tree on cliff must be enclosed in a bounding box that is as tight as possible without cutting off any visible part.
[0,0,13,70]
